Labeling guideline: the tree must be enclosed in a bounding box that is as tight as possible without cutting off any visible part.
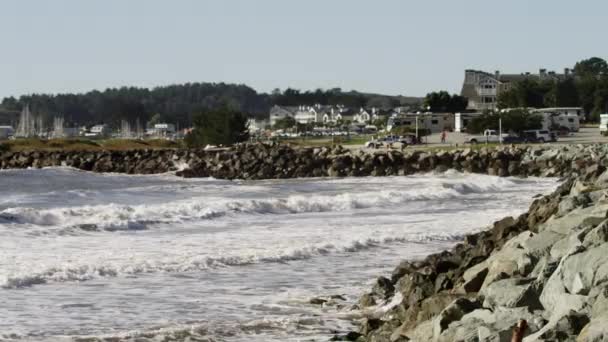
[468,109,542,134]
[184,108,249,147]
[574,57,608,78]
[273,116,296,130]
[544,78,579,107]
[372,118,386,129]
[496,79,552,109]
[424,91,468,113]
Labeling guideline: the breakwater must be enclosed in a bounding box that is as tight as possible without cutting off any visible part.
[0,143,598,179]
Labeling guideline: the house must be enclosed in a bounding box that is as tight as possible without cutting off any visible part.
[269,105,298,127]
[333,107,357,124]
[461,68,575,111]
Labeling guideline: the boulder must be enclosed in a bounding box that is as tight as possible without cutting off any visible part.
[480,277,542,310]
[432,298,481,339]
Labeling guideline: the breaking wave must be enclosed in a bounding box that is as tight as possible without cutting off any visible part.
[0,232,463,289]
[0,176,514,233]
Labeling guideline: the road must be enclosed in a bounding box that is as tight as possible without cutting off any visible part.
[350,127,608,152]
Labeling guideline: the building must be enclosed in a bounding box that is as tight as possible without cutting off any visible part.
[269,105,298,127]
[461,68,575,111]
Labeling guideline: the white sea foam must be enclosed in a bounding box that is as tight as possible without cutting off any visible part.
[0,232,463,289]
[0,175,515,233]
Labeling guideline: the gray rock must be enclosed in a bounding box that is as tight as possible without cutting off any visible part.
[576,313,608,342]
[433,298,481,340]
[480,277,542,310]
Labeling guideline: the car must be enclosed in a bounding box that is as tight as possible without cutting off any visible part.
[467,129,509,144]
[364,135,415,149]
[522,130,555,143]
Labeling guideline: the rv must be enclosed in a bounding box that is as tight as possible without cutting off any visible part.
[532,111,580,133]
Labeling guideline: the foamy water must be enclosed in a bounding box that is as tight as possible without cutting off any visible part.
[0,168,557,341]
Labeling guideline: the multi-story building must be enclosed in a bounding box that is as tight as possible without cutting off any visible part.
[461,68,574,111]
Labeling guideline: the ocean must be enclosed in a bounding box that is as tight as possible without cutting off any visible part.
[0,168,556,341]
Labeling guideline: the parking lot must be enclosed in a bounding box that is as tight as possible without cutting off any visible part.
[354,127,608,151]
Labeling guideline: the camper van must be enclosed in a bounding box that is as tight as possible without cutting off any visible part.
[533,111,580,133]
[600,114,608,136]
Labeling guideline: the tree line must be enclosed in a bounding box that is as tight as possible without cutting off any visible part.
[0,84,421,129]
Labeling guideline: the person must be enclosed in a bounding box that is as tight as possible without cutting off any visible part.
[441,130,447,143]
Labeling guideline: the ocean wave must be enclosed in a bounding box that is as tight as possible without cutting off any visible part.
[0,232,463,289]
[0,176,512,233]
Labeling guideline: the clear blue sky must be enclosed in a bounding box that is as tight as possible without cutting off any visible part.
[1,0,606,99]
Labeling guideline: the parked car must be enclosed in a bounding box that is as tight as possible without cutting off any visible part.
[467,129,509,144]
[522,130,556,143]
[364,135,413,149]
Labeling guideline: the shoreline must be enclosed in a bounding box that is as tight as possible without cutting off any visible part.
[3,143,608,341]
[341,145,608,341]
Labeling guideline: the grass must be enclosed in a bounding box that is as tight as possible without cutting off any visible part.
[0,138,184,152]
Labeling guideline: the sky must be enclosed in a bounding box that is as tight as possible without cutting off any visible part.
[0,0,607,99]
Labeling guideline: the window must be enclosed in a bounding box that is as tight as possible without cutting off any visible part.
[431,120,439,125]
[568,118,574,123]
[403,121,411,125]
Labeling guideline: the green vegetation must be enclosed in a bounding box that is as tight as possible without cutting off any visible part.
[497,57,608,120]
[0,138,182,152]
[273,87,421,109]
[273,116,296,130]
[468,109,542,134]
[184,109,249,147]
[424,91,468,113]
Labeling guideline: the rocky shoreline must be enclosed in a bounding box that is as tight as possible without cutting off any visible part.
[2,143,608,341]
[339,145,608,342]
[0,143,595,179]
